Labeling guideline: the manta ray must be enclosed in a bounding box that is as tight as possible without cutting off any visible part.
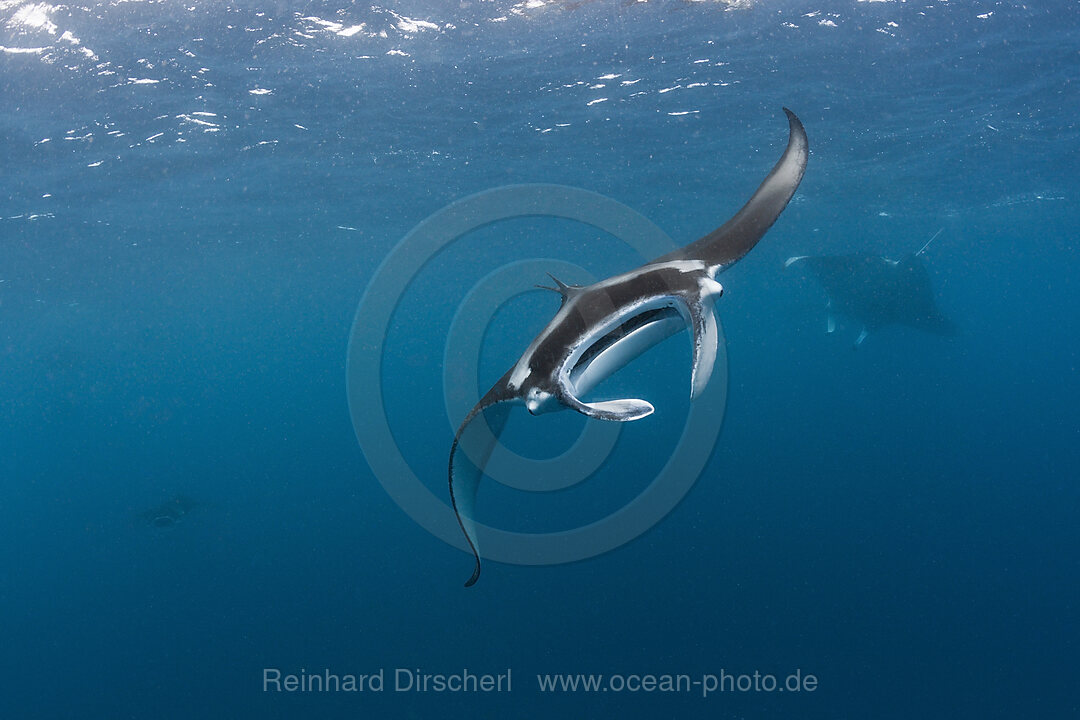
[784,250,955,347]
[450,108,809,586]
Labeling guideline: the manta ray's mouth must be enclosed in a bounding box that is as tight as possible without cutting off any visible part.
[571,306,681,380]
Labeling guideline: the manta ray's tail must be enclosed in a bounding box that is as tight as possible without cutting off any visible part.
[449,383,516,587]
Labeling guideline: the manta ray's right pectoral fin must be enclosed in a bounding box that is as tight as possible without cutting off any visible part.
[672,292,720,400]
[449,387,517,588]
[563,393,655,422]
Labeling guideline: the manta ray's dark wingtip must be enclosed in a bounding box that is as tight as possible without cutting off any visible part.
[458,486,481,587]
[464,561,481,587]
[782,107,805,138]
[782,107,808,154]
[449,433,484,588]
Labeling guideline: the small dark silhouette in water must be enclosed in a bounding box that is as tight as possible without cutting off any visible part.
[139,495,201,528]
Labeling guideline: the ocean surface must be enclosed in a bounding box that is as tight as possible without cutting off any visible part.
[2,1,1077,718]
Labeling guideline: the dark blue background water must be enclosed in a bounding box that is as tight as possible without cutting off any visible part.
[2,1,1077,717]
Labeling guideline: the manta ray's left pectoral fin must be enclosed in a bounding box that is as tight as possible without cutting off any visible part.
[678,292,720,400]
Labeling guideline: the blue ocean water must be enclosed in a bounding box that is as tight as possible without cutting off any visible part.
[2,1,1078,717]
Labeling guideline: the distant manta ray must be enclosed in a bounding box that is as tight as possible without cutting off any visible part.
[784,247,956,347]
[138,495,201,528]
[449,108,809,586]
